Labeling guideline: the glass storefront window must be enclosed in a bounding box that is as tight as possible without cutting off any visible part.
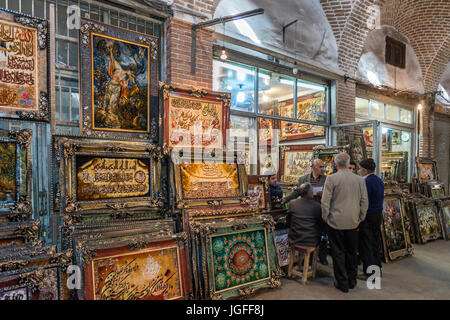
[213,60,256,112]
[356,97,369,115]
[370,101,384,118]
[386,105,400,122]
[297,80,327,122]
[227,115,257,175]
[380,127,412,182]
[258,69,294,116]
[400,108,413,124]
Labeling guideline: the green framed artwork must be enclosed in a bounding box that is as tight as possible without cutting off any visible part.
[0,129,32,221]
[381,194,413,261]
[438,199,450,240]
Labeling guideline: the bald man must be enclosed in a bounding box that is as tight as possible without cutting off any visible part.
[282,158,327,204]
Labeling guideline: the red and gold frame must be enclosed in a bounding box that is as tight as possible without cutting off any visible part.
[279,145,314,183]
[78,233,191,300]
[161,83,231,149]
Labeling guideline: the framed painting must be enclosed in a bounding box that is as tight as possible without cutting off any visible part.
[76,232,191,300]
[0,10,49,121]
[280,145,313,183]
[410,200,442,244]
[274,228,290,267]
[258,118,275,146]
[426,183,446,199]
[171,150,249,210]
[437,198,450,240]
[162,84,231,149]
[190,215,281,300]
[248,175,269,211]
[0,129,32,222]
[279,93,326,141]
[380,194,413,261]
[348,134,367,167]
[258,147,279,176]
[363,128,374,148]
[79,19,159,140]
[0,220,40,246]
[312,145,349,177]
[415,158,438,182]
[55,136,163,218]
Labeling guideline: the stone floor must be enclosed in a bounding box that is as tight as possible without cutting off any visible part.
[250,240,450,300]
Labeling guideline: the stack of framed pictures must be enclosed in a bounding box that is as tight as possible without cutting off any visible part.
[437,197,450,240]
[415,158,447,199]
[381,192,414,262]
[408,198,443,244]
[190,215,282,300]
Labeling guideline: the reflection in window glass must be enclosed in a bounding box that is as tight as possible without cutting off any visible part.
[61,88,70,122]
[227,115,257,175]
[34,0,45,19]
[57,4,68,36]
[22,0,33,15]
[400,108,413,124]
[370,101,384,118]
[57,40,68,66]
[213,60,255,112]
[259,70,294,116]
[71,90,79,121]
[381,127,411,182]
[386,105,400,122]
[356,97,369,115]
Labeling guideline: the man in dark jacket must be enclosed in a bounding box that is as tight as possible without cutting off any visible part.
[287,183,324,247]
[358,158,384,279]
[268,174,283,200]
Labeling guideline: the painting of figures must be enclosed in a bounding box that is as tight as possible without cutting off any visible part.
[0,142,16,202]
[382,199,407,253]
[283,151,312,183]
[92,34,149,132]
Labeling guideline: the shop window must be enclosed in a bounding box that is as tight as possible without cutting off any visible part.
[400,108,413,124]
[356,97,369,115]
[8,0,19,11]
[259,69,294,116]
[57,3,68,36]
[381,127,411,182]
[213,60,256,112]
[35,0,45,18]
[370,101,384,119]
[0,1,5,10]
[22,0,33,15]
[386,105,400,122]
[227,115,257,175]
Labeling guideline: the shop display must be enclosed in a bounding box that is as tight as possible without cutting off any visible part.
[409,199,442,244]
[190,215,281,300]
[348,133,367,166]
[280,145,313,183]
[258,118,275,146]
[258,147,278,175]
[0,129,32,222]
[380,193,413,262]
[415,158,439,182]
[55,137,163,219]
[79,19,159,140]
[437,198,450,240]
[0,10,49,121]
[74,231,190,300]
[312,145,349,176]
[0,220,40,246]
[247,175,269,211]
[162,84,231,149]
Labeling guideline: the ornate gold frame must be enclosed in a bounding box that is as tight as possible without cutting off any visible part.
[55,136,163,217]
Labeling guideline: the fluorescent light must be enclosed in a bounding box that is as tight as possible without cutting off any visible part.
[298,82,325,91]
[280,79,294,86]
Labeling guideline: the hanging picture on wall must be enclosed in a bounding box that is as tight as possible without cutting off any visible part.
[280,145,313,183]
[162,84,230,149]
[279,93,326,141]
[258,147,279,176]
[79,19,159,140]
[258,118,275,146]
[0,10,49,121]
[415,158,438,182]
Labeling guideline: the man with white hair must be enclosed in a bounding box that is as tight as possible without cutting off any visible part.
[321,152,369,293]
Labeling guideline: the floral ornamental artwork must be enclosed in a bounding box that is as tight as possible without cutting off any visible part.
[415,204,441,243]
[382,199,406,252]
[210,229,270,293]
[90,247,182,300]
[92,34,149,133]
[319,153,337,176]
[180,163,240,199]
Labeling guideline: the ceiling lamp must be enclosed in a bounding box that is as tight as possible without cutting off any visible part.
[220,47,227,61]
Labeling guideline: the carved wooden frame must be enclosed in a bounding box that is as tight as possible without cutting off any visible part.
[0,220,40,246]
[161,82,231,149]
[189,215,281,300]
[0,9,49,121]
[79,19,159,141]
[409,198,443,244]
[0,129,32,221]
[55,136,163,217]
[247,175,270,211]
[74,232,191,300]
[415,157,439,183]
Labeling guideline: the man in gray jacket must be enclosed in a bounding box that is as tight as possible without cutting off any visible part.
[321,153,368,293]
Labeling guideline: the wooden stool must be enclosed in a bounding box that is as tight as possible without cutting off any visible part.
[287,245,319,284]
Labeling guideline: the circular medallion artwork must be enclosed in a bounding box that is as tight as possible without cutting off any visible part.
[228,242,254,275]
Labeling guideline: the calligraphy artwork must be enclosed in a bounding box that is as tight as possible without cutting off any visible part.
[258,148,278,176]
[92,34,149,133]
[80,19,158,140]
[414,204,442,244]
[180,163,240,199]
[258,118,274,146]
[163,84,230,149]
[274,229,290,267]
[210,229,270,293]
[90,246,182,300]
[0,11,48,121]
[0,287,28,300]
[0,142,16,202]
[76,157,150,201]
[279,94,326,141]
[281,148,312,183]
[248,184,265,210]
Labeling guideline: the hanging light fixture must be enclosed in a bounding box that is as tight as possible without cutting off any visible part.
[220,20,227,61]
[292,61,298,75]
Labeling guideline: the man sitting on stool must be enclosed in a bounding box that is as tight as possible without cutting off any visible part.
[287,183,324,250]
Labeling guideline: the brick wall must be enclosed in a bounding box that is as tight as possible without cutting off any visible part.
[336,79,356,124]
[166,18,213,89]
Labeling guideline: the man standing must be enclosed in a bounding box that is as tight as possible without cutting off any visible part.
[349,161,357,174]
[287,183,324,248]
[281,159,327,204]
[321,153,368,293]
[268,174,283,200]
[358,159,384,279]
